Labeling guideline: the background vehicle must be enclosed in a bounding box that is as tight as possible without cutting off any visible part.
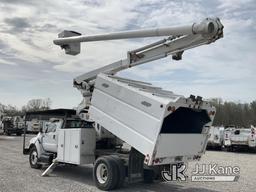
[225,127,256,152]
[224,126,235,148]
[24,109,77,134]
[1,116,24,136]
[26,119,42,134]
[25,18,224,190]
[207,126,224,150]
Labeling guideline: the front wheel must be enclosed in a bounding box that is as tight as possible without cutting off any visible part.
[29,146,42,169]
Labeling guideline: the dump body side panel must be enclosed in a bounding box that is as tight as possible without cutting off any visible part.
[89,89,162,156]
[94,74,171,119]
[89,74,214,165]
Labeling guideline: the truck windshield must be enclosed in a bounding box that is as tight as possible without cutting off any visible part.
[64,120,93,129]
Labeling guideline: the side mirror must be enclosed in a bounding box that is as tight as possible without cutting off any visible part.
[44,124,49,133]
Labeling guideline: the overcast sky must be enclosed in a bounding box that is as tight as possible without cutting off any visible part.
[0,0,255,109]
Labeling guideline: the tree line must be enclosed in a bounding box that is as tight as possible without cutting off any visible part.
[0,98,51,117]
[210,98,256,127]
[1,98,256,127]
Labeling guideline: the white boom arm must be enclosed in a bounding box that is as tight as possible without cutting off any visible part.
[54,18,223,86]
[54,18,223,116]
[54,18,216,45]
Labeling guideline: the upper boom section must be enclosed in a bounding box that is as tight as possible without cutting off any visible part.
[53,18,223,56]
[53,18,223,87]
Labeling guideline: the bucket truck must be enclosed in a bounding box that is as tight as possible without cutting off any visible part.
[25,18,224,190]
[2,116,24,136]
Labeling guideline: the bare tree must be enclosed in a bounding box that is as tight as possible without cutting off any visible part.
[23,98,52,112]
[0,103,21,116]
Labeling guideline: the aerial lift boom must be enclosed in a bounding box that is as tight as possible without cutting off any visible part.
[53,17,224,164]
[54,18,223,82]
[54,18,223,119]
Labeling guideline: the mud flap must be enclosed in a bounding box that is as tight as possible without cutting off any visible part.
[128,148,144,183]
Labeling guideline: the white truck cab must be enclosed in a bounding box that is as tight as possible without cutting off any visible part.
[41,119,62,152]
[28,117,95,168]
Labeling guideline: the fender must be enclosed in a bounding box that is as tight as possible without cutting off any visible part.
[28,133,45,158]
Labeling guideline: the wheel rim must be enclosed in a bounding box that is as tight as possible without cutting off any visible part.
[96,163,108,184]
[31,151,38,165]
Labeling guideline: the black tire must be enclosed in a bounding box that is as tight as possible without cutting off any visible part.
[153,165,168,181]
[29,146,42,169]
[93,156,119,191]
[5,130,10,136]
[110,155,125,188]
[227,146,232,152]
[143,169,155,183]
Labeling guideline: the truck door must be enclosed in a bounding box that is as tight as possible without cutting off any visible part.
[42,122,59,153]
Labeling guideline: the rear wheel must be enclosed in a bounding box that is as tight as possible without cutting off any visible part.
[153,165,169,181]
[29,146,42,169]
[143,169,155,183]
[93,156,119,191]
[110,155,125,188]
[4,130,10,136]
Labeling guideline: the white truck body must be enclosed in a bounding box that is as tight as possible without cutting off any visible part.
[231,129,255,147]
[57,128,95,164]
[224,127,256,150]
[224,127,235,146]
[207,126,224,149]
[89,74,214,165]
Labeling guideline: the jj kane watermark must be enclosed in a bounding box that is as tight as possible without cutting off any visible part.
[162,163,240,182]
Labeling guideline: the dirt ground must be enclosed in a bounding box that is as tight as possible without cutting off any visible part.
[0,134,255,192]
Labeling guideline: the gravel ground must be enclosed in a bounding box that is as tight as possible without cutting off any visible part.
[0,135,255,192]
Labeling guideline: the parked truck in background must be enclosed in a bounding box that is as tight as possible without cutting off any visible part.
[207,126,224,150]
[26,119,42,134]
[224,127,256,152]
[1,116,24,136]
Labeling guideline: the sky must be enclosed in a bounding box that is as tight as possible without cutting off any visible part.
[0,0,255,109]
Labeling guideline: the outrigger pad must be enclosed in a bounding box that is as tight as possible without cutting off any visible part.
[41,161,58,177]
